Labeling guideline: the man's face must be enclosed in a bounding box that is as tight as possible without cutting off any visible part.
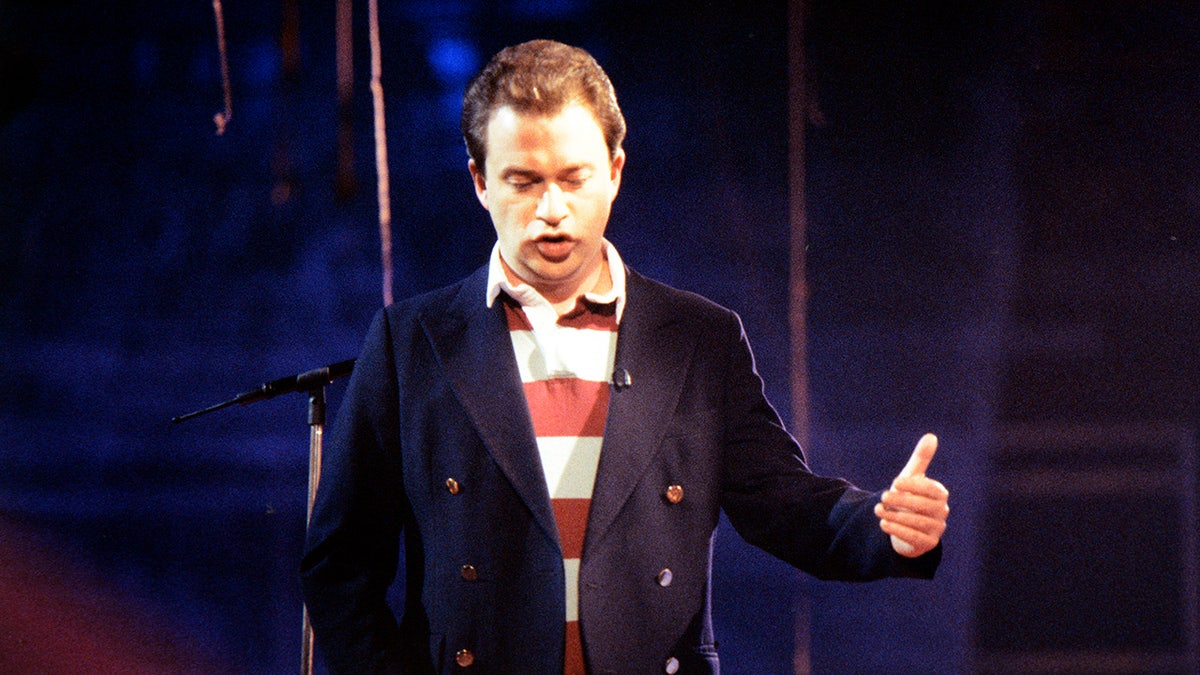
[470,103,624,305]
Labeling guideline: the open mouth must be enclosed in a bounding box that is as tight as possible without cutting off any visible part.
[534,234,574,261]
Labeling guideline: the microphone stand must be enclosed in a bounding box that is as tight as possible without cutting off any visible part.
[173,358,355,675]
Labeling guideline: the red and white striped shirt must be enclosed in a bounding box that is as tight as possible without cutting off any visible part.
[486,242,626,674]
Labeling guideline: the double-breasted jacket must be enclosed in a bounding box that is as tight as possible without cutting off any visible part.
[300,265,939,674]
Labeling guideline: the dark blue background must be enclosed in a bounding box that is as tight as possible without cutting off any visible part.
[3,1,1198,672]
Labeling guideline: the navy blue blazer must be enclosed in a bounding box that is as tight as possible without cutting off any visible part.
[300,265,939,674]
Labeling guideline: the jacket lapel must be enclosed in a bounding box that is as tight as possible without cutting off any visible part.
[420,267,560,549]
[584,271,698,554]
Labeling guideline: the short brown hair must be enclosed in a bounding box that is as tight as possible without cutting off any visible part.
[461,40,626,174]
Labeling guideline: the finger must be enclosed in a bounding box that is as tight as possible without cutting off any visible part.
[883,477,950,509]
[890,534,917,557]
[875,502,948,535]
[896,433,938,480]
[883,482,945,514]
[884,524,937,558]
[875,504,943,558]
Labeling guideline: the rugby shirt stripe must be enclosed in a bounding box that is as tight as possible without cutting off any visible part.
[536,437,603,498]
[524,379,610,438]
[553,500,590,561]
[510,330,618,384]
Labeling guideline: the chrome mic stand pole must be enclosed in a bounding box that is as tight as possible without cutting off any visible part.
[172,359,354,675]
[300,386,324,675]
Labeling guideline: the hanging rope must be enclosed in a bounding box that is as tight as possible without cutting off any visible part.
[368,0,394,305]
[334,0,356,199]
[211,0,233,135]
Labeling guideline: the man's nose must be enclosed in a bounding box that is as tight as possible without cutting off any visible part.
[536,183,568,225]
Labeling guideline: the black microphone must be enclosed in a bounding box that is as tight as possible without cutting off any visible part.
[611,367,632,391]
[249,358,357,403]
[172,358,356,423]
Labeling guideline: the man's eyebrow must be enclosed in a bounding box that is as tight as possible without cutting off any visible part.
[549,163,596,180]
[499,164,594,180]
[499,167,540,181]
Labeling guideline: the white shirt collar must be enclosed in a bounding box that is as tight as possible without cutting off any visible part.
[485,239,627,323]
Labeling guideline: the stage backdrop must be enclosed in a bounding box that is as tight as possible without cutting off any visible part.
[3,1,1198,673]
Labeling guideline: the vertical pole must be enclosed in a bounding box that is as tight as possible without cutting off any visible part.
[334,0,356,199]
[271,0,301,205]
[787,0,812,673]
[368,0,393,306]
[788,0,810,445]
[211,0,233,135]
[301,389,326,675]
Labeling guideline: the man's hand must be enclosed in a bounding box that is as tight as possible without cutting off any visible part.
[874,433,949,558]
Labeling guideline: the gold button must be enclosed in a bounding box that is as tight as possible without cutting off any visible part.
[657,568,673,587]
[665,484,683,504]
[461,564,478,581]
[455,648,475,667]
[446,478,460,495]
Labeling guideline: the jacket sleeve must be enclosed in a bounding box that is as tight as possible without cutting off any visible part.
[715,310,940,581]
[300,309,411,673]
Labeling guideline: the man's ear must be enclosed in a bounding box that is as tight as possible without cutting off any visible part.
[609,148,626,198]
[468,159,489,210]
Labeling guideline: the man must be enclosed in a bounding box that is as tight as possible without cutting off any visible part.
[301,39,949,674]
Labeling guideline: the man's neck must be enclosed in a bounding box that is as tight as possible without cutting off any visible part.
[502,259,612,317]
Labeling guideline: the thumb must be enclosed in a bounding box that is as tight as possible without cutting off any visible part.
[896,433,938,480]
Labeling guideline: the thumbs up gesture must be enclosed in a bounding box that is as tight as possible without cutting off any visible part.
[874,434,949,558]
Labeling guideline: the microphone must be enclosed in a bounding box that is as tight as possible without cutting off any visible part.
[246,359,357,404]
[611,367,632,391]
[172,358,356,423]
